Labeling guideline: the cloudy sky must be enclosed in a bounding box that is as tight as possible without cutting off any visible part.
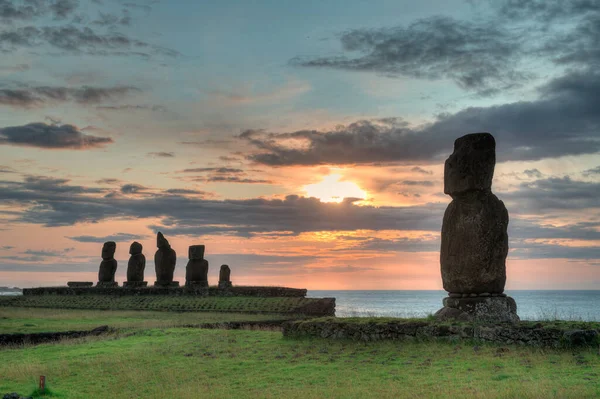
[1,0,599,290]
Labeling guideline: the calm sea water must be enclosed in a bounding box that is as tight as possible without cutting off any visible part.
[2,289,599,321]
[308,290,600,321]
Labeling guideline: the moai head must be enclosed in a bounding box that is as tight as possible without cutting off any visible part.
[156,232,171,249]
[219,264,231,281]
[444,132,496,197]
[129,241,143,255]
[101,241,116,260]
[189,245,205,260]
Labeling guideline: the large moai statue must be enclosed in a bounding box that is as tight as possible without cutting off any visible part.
[124,241,147,287]
[154,232,178,287]
[218,264,232,289]
[97,241,118,287]
[435,133,519,322]
[185,245,209,288]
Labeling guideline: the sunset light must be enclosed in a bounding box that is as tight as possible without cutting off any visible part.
[303,174,368,203]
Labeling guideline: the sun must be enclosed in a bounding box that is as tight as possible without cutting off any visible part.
[303,174,367,203]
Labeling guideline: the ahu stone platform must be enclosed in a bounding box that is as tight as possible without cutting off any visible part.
[22,285,308,298]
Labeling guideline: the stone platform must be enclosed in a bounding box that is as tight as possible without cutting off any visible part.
[123,281,148,288]
[435,296,519,323]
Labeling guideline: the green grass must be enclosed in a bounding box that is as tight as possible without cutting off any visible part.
[0,295,326,314]
[0,307,290,334]
[1,327,599,398]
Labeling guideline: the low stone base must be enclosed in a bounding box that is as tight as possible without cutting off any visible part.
[185,281,208,288]
[67,281,94,288]
[96,281,118,288]
[218,281,232,289]
[435,296,520,323]
[154,281,180,288]
[123,281,148,288]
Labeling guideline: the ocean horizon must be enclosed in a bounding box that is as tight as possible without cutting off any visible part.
[3,288,599,321]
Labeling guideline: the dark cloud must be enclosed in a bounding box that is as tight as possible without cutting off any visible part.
[0,85,139,108]
[93,10,131,27]
[523,169,543,179]
[120,183,146,194]
[0,24,178,57]
[242,69,600,165]
[50,0,78,19]
[0,122,113,149]
[411,166,433,175]
[0,0,78,21]
[181,167,244,173]
[0,165,17,173]
[147,152,174,158]
[503,177,600,212]
[95,178,120,185]
[22,175,105,194]
[338,236,440,253]
[1,245,14,250]
[583,166,600,177]
[510,240,600,260]
[67,232,146,243]
[401,180,434,187]
[203,176,273,184]
[96,104,166,112]
[291,16,528,95]
[294,0,600,96]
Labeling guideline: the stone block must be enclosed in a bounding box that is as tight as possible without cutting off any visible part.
[96,281,118,288]
[123,281,148,288]
[154,281,180,288]
[440,296,519,323]
[67,281,93,287]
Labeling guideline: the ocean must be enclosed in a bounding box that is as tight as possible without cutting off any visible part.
[2,289,599,321]
[308,290,600,321]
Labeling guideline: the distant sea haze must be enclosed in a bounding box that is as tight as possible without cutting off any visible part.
[308,290,600,322]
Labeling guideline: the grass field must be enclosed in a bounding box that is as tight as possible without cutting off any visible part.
[1,327,599,398]
[0,295,329,315]
[0,307,290,334]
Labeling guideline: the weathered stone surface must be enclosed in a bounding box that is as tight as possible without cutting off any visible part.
[189,245,205,260]
[441,296,519,323]
[441,190,509,294]
[284,319,600,347]
[127,241,146,282]
[444,133,496,196]
[96,281,118,288]
[218,264,232,288]
[67,281,93,287]
[98,241,117,283]
[154,280,180,288]
[123,281,148,288]
[186,245,209,285]
[433,306,472,322]
[154,232,176,283]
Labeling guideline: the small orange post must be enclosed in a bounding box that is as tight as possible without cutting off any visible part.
[39,375,45,393]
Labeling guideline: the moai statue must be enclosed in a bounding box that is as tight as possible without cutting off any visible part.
[434,133,519,322]
[185,245,209,288]
[124,241,147,287]
[218,264,232,289]
[154,232,178,287]
[97,241,118,287]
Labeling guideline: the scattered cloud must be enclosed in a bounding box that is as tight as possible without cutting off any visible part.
[291,16,528,96]
[120,183,146,194]
[0,85,140,108]
[67,232,146,243]
[147,152,175,158]
[0,122,113,149]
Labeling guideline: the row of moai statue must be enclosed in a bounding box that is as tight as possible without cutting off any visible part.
[96,232,232,288]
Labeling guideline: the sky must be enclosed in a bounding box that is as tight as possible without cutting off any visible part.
[0,0,599,290]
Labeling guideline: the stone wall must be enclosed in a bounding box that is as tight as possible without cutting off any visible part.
[23,285,307,298]
[283,318,600,348]
[0,326,110,346]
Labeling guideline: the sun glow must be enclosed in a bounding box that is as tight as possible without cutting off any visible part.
[303,174,367,203]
